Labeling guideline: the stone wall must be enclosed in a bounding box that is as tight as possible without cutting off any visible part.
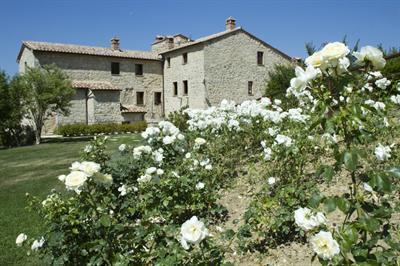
[203,31,291,105]
[92,90,121,123]
[57,88,87,125]
[163,45,207,115]
[33,51,163,123]
[18,48,38,73]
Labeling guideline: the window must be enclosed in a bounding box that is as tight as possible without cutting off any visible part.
[173,82,178,96]
[182,53,188,64]
[111,62,120,75]
[257,51,264,65]
[135,64,143,76]
[136,91,144,105]
[167,57,171,68]
[154,92,162,105]
[248,81,253,96]
[183,80,188,95]
[122,121,130,124]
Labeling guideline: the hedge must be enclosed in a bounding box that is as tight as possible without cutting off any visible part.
[56,121,147,136]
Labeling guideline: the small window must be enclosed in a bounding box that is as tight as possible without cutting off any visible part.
[248,81,253,96]
[154,92,162,105]
[183,80,188,95]
[167,57,171,68]
[136,91,144,105]
[135,64,143,76]
[111,62,120,75]
[173,82,178,96]
[182,53,188,64]
[257,51,264,65]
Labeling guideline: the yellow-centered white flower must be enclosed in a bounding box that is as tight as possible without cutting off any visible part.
[65,171,88,192]
[310,231,340,260]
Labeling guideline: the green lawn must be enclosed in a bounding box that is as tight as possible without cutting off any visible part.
[0,134,142,265]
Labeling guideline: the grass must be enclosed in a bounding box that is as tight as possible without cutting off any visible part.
[0,134,142,265]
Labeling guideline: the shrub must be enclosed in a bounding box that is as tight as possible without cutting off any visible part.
[56,121,147,136]
[16,42,400,265]
[264,63,296,107]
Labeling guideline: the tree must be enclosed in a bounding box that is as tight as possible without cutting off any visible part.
[0,70,28,146]
[12,64,74,144]
[264,64,296,107]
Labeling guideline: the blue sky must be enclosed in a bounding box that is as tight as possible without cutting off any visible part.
[1,0,399,75]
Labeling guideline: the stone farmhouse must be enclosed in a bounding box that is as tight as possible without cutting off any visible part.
[17,17,292,133]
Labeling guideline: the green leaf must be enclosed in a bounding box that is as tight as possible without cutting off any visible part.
[336,197,351,213]
[370,174,392,193]
[344,151,358,171]
[99,215,111,227]
[309,193,323,208]
[321,165,334,182]
[324,197,337,213]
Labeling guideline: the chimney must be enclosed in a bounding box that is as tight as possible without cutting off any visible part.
[110,37,120,50]
[225,16,236,31]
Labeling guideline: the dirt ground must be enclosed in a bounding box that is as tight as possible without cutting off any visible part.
[213,165,359,265]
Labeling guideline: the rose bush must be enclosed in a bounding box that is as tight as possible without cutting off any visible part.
[17,41,400,265]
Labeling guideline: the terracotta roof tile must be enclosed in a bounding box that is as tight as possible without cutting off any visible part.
[159,27,292,60]
[71,80,120,91]
[20,41,160,61]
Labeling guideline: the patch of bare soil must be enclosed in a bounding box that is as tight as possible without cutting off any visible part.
[214,165,357,265]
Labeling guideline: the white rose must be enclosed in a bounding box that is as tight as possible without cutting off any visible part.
[274,134,293,147]
[305,51,324,68]
[338,57,350,73]
[267,177,276,185]
[119,144,126,152]
[58,174,66,182]
[375,78,391,90]
[162,135,176,145]
[374,143,391,161]
[194,137,207,146]
[70,161,81,171]
[65,171,88,192]
[390,95,400,105]
[310,231,340,260]
[31,237,45,251]
[196,182,205,190]
[79,161,101,176]
[137,174,152,183]
[146,167,157,175]
[118,184,127,196]
[263,147,272,161]
[180,216,209,250]
[16,233,27,247]
[320,42,350,62]
[353,46,386,69]
[156,168,164,175]
[294,207,326,231]
[84,145,93,153]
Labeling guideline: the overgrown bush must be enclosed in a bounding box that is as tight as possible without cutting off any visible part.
[56,121,147,136]
[16,42,400,265]
[264,64,296,107]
